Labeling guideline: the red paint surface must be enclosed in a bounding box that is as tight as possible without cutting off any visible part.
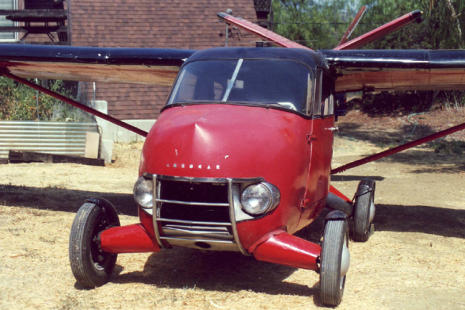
[139,207,155,238]
[296,116,334,231]
[141,104,311,247]
[100,224,160,254]
[139,104,334,250]
[252,230,320,270]
[141,104,311,248]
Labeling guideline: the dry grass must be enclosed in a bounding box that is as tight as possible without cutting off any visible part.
[0,130,464,309]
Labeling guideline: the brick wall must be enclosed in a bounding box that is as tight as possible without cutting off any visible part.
[69,0,258,119]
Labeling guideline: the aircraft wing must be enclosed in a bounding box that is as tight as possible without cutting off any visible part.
[322,49,465,93]
[0,44,194,86]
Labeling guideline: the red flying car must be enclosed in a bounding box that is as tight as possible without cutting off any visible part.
[69,47,362,307]
[2,9,465,307]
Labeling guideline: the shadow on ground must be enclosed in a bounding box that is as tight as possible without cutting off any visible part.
[374,204,465,239]
[108,203,465,298]
[112,247,318,298]
[0,184,137,216]
[337,123,437,147]
[331,175,385,182]
[2,185,464,238]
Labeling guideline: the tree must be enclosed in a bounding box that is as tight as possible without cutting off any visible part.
[272,0,465,50]
[272,0,360,49]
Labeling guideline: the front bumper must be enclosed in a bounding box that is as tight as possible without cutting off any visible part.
[99,174,321,271]
[145,174,265,255]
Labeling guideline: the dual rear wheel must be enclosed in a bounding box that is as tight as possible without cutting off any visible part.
[319,180,376,306]
[353,180,376,242]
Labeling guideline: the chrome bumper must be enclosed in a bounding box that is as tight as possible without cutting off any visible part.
[143,175,261,255]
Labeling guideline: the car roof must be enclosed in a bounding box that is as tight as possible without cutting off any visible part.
[187,47,328,70]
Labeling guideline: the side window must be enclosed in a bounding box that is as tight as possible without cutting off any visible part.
[312,69,322,117]
[322,72,335,117]
[175,70,196,102]
[323,94,334,116]
[306,72,313,115]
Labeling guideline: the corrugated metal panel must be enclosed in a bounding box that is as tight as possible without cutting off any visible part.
[0,121,99,159]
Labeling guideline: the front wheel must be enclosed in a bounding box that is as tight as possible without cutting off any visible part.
[69,199,120,288]
[319,219,349,307]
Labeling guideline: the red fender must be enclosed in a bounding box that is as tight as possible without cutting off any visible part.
[251,230,320,271]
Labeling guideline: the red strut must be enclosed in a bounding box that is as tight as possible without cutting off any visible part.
[218,12,311,50]
[1,71,148,137]
[337,6,367,46]
[331,121,465,174]
[334,10,423,50]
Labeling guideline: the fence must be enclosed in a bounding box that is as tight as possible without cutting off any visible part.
[0,121,98,159]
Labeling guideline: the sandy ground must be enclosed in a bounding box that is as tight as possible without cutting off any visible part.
[1,127,465,309]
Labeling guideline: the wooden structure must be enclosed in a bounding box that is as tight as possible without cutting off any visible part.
[0,0,69,43]
[9,150,104,166]
[253,0,272,28]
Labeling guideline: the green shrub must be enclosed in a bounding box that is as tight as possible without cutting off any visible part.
[0,77,91,122]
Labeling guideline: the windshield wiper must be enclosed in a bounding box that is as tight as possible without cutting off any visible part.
[221,58,243,102]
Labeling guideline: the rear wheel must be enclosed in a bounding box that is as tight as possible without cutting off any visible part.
[352,180,376,242]
[69,199,120,288]
[319,219,349,307]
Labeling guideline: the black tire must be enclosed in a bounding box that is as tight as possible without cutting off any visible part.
[69,199,120,288]
[320,219,349,307]
[352,180,376,242]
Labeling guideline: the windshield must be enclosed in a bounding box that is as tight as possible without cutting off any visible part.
[168,59,313,113]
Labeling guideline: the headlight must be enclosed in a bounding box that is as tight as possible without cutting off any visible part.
[133,176,153,208]
[240,182,280,215]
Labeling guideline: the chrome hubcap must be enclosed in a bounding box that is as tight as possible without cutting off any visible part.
[340,235,350,278]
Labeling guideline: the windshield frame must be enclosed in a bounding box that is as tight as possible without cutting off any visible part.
[166,57,317,117]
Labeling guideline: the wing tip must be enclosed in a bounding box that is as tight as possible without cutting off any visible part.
[217,12,228,19]
[412,10,423,23]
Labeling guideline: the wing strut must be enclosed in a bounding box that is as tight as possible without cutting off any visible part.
[331,121,465,174]
[337,6,367,46]
[218,12,311,49]
[334,10,423,50]
[1,70,148,137]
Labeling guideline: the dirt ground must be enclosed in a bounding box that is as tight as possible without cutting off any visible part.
[1,109,465,310]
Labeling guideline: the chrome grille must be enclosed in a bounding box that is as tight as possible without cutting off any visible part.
[158,179,230,223]
[152,175,250,253]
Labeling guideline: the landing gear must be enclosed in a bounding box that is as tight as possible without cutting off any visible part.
[319,213,350,307]
[352,180,376,242]
[69,198,120,288]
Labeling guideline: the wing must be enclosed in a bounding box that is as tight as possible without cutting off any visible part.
[324,49,465,174]
[322,49,465,93]
[0,44,194,86]
[0,44,194,137]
